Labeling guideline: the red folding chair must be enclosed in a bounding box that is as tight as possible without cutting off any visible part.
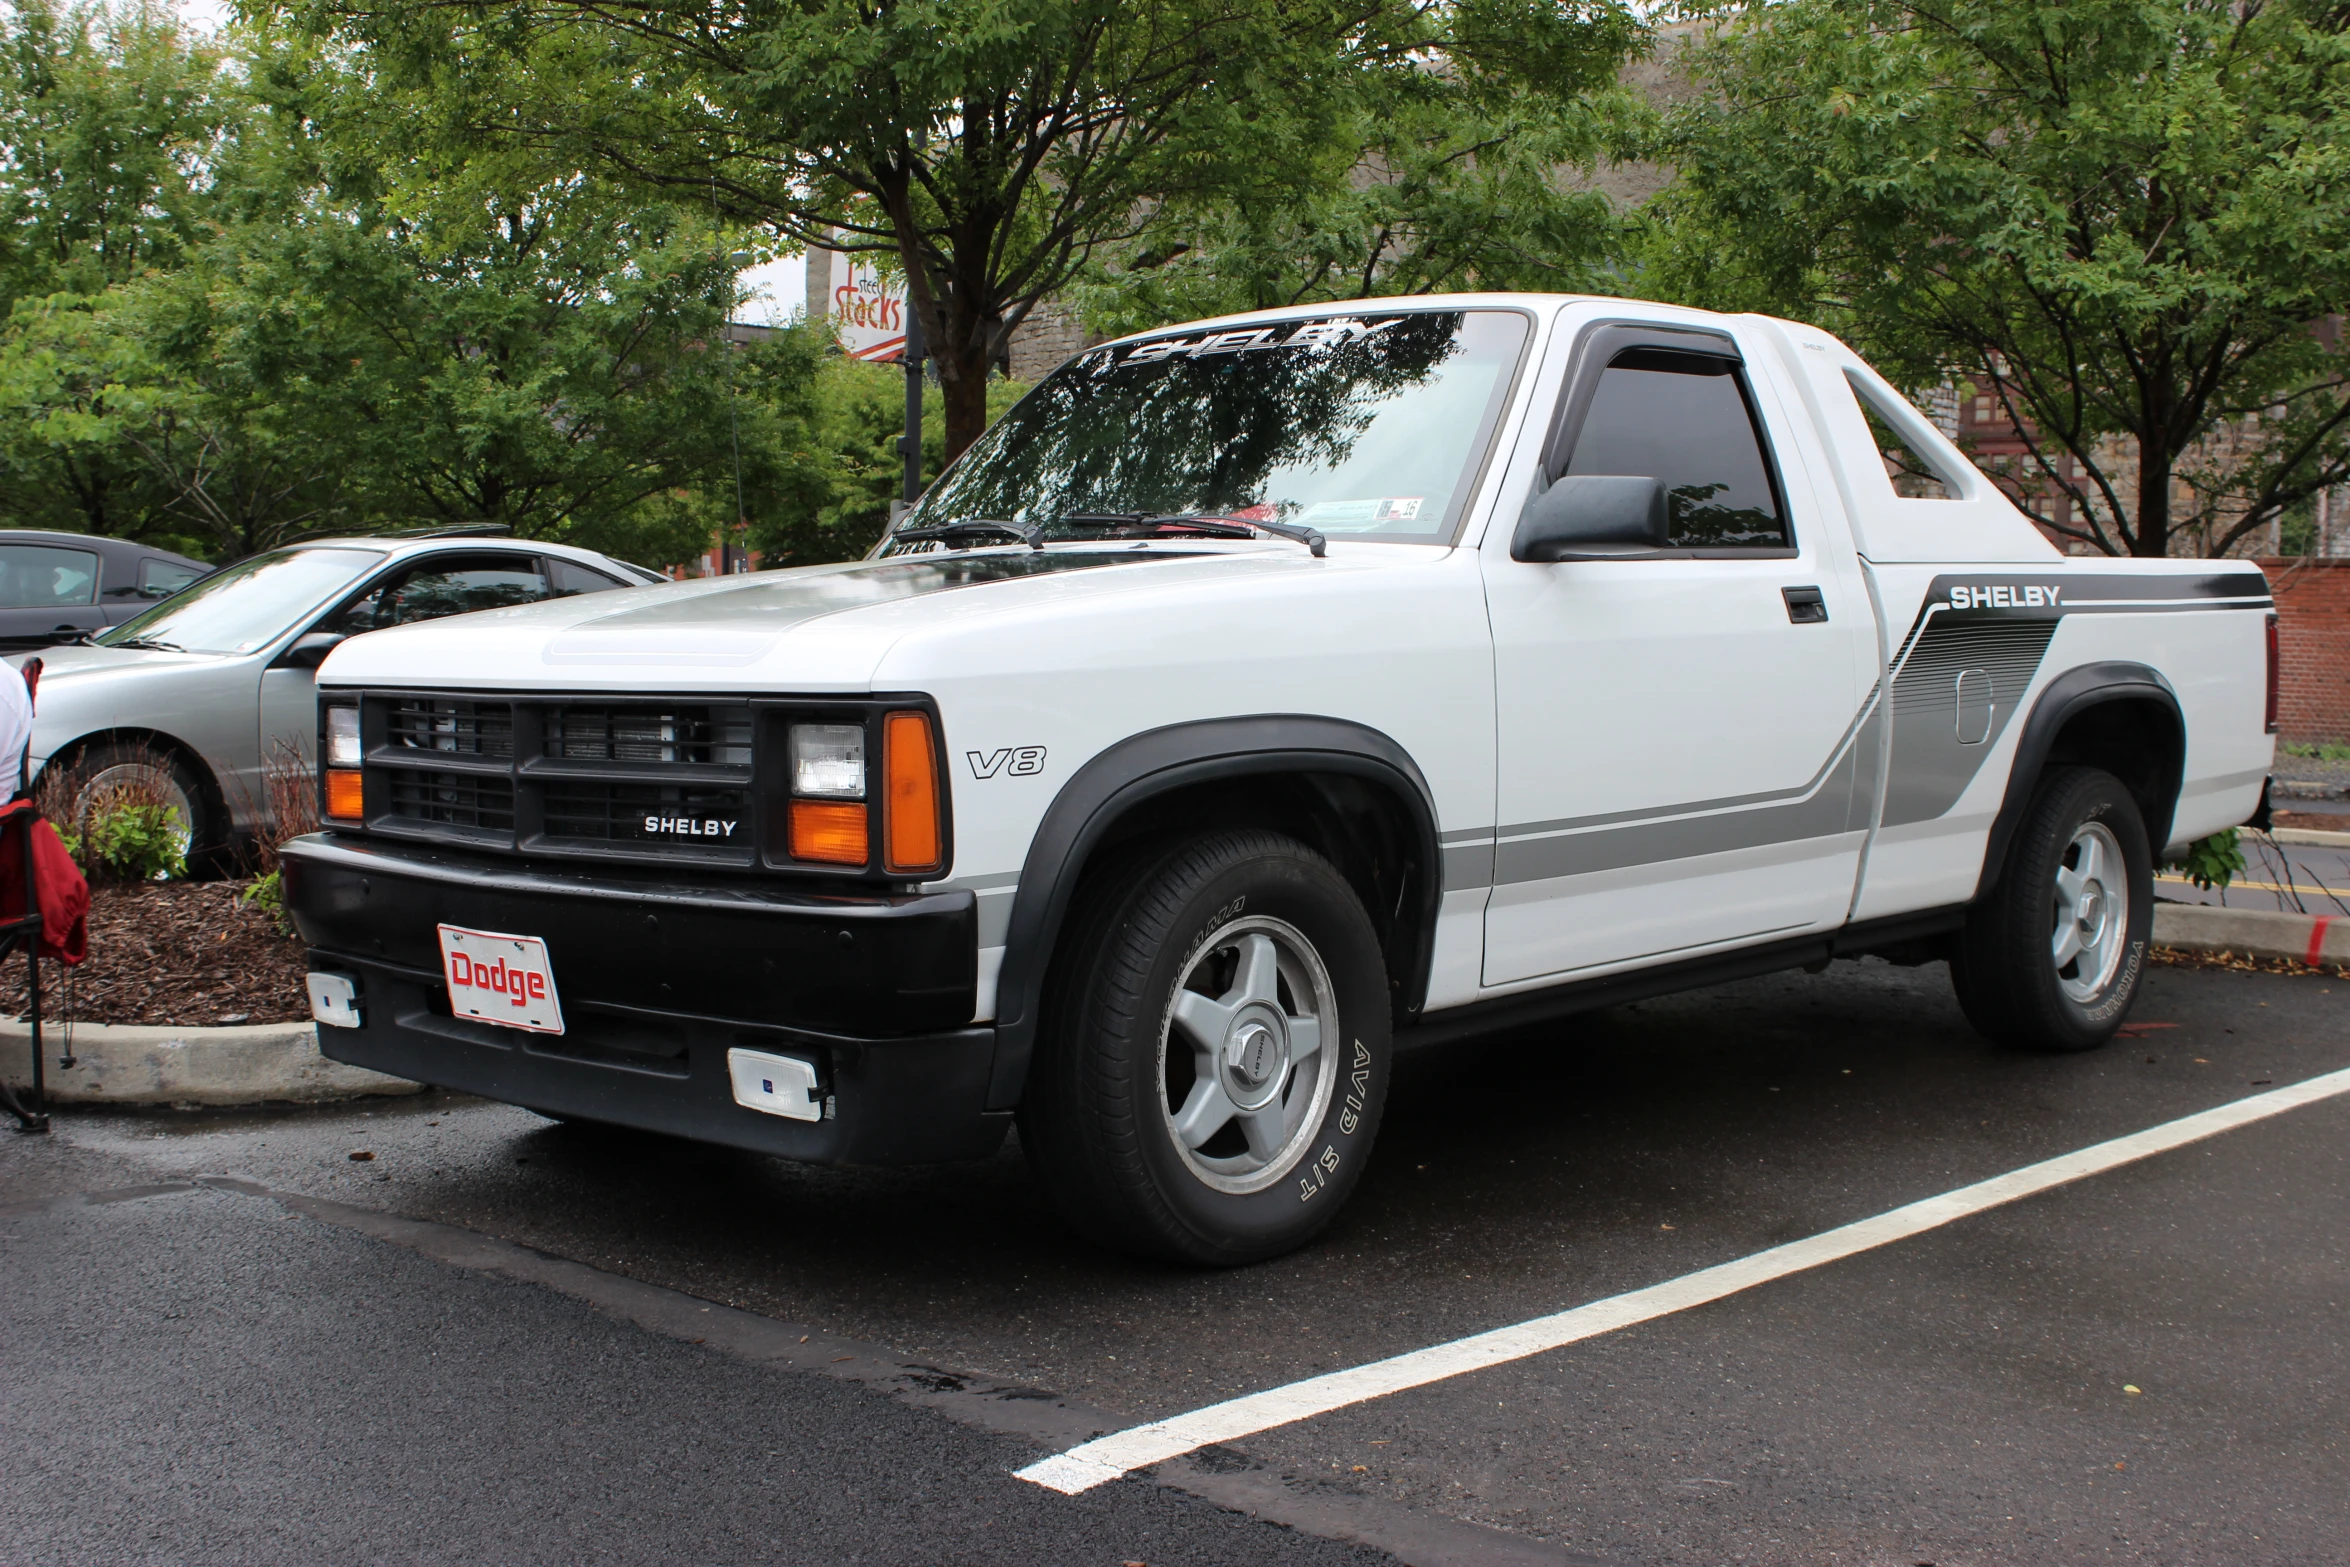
[2,657,89,1135]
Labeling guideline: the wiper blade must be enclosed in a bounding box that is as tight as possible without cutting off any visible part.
[110,635,187,652]
[1062,511,1326,558]
[888,519,1041,552]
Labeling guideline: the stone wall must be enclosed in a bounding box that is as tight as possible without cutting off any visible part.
[1006,298,1100,383]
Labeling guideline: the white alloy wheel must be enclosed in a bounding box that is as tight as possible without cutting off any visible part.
[1158,915,1341,1194]
[2051,820,2127,1003]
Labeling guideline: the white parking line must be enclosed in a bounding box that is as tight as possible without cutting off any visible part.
[1019,1065,2350,1494]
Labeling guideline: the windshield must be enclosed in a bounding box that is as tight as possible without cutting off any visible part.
[96,547,386,656]
[896,309,1529,547]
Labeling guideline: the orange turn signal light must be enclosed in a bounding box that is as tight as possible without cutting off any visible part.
[882,710,943,874]
[789,800,868,865]
[325,768,364,821]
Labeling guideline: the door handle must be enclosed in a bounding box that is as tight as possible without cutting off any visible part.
[1781,586,1828,624]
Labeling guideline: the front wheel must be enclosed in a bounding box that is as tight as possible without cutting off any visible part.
[1951,765,2153,1052]
[1020,829,1392,1265]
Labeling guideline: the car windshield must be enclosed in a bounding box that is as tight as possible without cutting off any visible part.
[96,547,386,656]
[895,309,1529,547]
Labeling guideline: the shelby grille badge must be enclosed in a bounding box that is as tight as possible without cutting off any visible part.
[642,815,739,839]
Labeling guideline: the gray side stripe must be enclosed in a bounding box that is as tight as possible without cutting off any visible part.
[1439,826,1497,844]
[1443,842,1496,892]
[942,871,1022,892]
[975,887,1016,946]
[1494,747,1860,886]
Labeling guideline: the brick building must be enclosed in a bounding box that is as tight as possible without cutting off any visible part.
[2261,558,2350,745]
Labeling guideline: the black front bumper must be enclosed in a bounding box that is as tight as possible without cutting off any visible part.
[282,833,1007,1164]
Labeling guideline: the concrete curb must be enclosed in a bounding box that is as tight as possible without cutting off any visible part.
[2271,826,2350,849]
[2153,903,2350,967]
[1,1018,422,1106]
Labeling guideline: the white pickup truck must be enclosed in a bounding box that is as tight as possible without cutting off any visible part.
[284,294,2277,1264]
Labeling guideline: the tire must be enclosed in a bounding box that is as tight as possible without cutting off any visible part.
[1950,765,2152,1052]
[56,738,222,872]
[1019,829,1393,1265]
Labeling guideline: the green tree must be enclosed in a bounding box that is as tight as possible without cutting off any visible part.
[752,356,1029,567]
[297,0,1493,462]
[0,0,240,542]
[1074,0,1648,334]
[1645,0,2350,558]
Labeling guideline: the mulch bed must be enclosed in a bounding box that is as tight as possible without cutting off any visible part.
[1,881,311,1027]
[2269,810,2349,834]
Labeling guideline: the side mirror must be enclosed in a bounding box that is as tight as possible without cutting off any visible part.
[276,631,346,671]
[1510,475,1670,561]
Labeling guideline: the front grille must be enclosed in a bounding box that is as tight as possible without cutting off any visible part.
[384,698,513,759]
[548,705,751,766]
[541,781,750,853]
[385,770,515,833]
[361,691,765,867]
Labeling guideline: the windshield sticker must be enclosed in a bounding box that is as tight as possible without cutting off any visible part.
[1295,497,1428,528]
[1121,317,1403,364]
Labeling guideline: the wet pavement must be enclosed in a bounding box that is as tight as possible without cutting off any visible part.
[4,957,2345,1565]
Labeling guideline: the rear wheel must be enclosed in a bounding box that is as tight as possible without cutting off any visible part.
[56,739,220,871]
[1951,765,2152,1052]
[1020,829,1392,1265]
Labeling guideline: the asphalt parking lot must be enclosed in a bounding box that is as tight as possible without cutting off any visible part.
[5,956,2346,1566]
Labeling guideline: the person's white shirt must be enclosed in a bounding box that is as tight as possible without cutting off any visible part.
[0,661,34,801]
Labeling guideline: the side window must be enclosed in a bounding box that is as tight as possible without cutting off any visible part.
[1845,372,1961,500]
[1564,348,1789,549]
[138,557,205,598]
[317,553,553,637]
[548,558,627,597]
[0,544,99,608]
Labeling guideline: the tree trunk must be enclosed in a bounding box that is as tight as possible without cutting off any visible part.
[2133,440,2172,557]
[937,341,993,467]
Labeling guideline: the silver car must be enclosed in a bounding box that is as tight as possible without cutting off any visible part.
[16,529,665,859]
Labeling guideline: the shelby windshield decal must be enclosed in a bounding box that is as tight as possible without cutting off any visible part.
[1120,317,1401,364]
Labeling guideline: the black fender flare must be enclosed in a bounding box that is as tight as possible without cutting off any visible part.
[1972,661,2184,901]
[985,715,1442,1108]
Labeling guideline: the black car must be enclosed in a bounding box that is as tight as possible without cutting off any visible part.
[0,530,212,650]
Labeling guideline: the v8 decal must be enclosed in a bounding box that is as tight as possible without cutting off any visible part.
[967,745,1047,780]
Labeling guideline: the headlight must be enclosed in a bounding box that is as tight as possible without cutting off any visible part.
[325,704,362,768]
[790,723,865,798]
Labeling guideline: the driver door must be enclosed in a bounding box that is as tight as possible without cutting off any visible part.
[1480,320,1877,985]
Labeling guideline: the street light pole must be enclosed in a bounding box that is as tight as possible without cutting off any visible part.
[901,304,926,506]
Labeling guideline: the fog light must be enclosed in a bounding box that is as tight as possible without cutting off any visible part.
[789,799,867,864]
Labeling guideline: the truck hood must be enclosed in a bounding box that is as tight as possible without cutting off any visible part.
[315,545,1337,692]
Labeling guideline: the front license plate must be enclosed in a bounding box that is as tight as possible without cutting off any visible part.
[437,924,565,1035]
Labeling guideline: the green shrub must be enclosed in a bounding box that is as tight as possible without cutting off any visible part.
[78,786,188,883]
[2164,828,2244,892]
[2279,741,2350,762]
[238,868,291,935]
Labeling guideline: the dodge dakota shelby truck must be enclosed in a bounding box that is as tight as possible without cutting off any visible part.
[284,295,2276,1264]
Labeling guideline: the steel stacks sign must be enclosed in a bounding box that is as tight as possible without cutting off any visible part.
[830,253,908,362]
